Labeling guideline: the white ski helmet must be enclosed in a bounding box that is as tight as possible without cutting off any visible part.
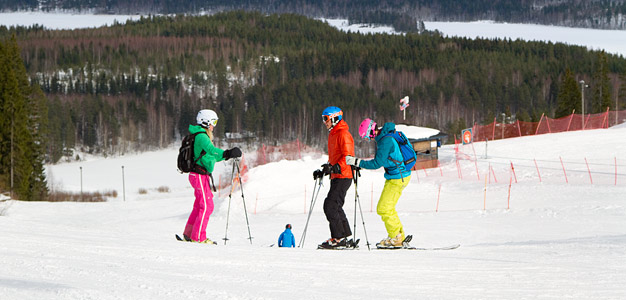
[197,109,219,128]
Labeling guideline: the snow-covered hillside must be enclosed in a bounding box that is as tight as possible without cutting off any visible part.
[2,126,625,299]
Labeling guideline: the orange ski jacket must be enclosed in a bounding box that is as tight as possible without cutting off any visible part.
[327,120,355,179]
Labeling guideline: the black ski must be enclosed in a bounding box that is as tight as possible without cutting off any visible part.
[317,238,360,250]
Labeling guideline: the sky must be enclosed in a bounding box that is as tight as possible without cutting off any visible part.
[1,12,626,300]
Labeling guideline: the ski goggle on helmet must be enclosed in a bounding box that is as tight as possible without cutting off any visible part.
[197,109,218,128]
[359,118,377,140]
[321,106,343,128]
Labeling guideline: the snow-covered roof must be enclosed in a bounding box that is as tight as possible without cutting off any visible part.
[395,124,440,140]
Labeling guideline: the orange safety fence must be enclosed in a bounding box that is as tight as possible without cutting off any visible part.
[471,109,626,142]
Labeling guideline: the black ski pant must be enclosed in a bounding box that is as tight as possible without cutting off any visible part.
[323,178,352,239]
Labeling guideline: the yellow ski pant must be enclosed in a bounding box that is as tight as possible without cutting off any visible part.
[377,175,411,238]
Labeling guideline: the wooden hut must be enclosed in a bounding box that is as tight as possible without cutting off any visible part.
[395,124,447,170]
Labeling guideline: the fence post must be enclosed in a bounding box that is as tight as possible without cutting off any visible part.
[560,156,568,183]
[546,115,552,133]
[416,167,420,183]
[585,157,593,184]
[517,120,522,137]
[535,113,544,135]
[534,159,542,183]
[510,161,518,183]
[438,160,443,176]
[507,175,512,210]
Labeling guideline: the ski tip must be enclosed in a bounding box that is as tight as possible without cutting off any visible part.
[403,235,413,244]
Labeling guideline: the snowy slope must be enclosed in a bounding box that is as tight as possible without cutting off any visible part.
[2,127,626,299]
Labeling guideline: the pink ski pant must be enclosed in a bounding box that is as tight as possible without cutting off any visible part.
[184,172,214,242]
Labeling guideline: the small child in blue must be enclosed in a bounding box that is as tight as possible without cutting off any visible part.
[278,224,296,247]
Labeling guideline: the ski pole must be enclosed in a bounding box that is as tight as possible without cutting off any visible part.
[299,175,323,248]
[223,160,236,245]
[352,168,358,241]
[352,166,371,251]
[234,158,253,244]
[299,176,322,247]
[304,177,322,246]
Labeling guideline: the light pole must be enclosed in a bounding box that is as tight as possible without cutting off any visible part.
[80,166,83,202]
[580,80,588,130]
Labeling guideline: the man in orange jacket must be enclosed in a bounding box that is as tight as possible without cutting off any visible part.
[317,106,356,249]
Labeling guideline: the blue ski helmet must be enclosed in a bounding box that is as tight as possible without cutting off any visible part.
[322,106,343,130]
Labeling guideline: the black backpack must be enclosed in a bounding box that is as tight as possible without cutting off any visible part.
[177,132,208,175]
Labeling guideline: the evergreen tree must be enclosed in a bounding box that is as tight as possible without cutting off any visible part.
[619,73,626,111]
[591,51,612,113]
[555,68,581,118]
[0,35,48,201]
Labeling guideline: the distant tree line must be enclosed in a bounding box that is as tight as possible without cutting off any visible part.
[0,12,625,166]
[3,0,626,30]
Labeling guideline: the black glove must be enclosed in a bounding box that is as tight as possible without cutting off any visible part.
[321,163,332,175]
[313,169,324,180]
[223,147,242,160]
[321,163,342,175]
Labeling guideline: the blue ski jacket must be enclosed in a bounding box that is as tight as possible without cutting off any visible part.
[358,122,411,180]
[278,228,296,247]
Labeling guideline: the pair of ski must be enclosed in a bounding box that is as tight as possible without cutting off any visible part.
[376,235,460,251]
[316,235,459,250]
[175,234,217,245]
[316,238,361,250]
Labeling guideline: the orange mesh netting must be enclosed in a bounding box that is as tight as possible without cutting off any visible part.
[471,109,626,142]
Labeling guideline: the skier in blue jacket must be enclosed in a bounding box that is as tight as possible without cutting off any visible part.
[278,224,296,247]
[346,120,412,248]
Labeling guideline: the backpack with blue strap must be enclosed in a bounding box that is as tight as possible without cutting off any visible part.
[383,130,417,180]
